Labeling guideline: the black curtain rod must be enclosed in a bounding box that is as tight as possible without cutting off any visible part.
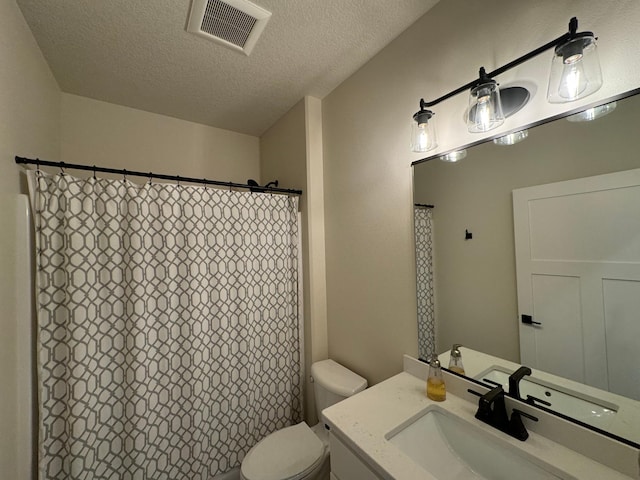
[414,203,434,208]
[15,157,303,196]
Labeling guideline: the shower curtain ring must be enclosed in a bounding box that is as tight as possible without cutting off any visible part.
[148,172,153,185]
[176,175,181,186]
[92,165,97,180]
[59,162,65,176]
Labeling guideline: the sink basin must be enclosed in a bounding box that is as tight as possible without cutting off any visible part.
[386,405,573,480]
[475,367,617,430]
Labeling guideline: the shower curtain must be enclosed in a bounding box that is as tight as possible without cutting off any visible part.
[414,206,435,360]
[28,170,303,480]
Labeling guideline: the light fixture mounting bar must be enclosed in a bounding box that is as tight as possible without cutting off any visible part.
[420,17,579,108]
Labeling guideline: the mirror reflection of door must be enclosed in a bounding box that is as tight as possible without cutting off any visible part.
[513,168,640,401]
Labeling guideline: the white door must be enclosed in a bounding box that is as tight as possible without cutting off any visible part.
[513,168,640,399]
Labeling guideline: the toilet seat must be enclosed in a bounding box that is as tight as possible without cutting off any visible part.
[241,422,326,480]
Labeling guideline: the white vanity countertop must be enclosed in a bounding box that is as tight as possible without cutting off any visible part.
[438,347,640,443]
[322,370,635,480]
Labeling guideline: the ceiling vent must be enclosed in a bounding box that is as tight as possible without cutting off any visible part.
[187,0,271,55]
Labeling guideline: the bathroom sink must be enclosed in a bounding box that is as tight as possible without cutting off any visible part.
[386,405,573,480]
[475,367,617,430]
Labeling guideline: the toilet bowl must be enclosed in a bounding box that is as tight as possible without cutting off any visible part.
[239,360,367,480]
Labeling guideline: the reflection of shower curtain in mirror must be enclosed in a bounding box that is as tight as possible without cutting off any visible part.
[28,170,303,480]
[414,206,435,360]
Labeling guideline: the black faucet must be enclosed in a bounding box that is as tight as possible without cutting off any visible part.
[508,366,532,400]
[471,385,537,441]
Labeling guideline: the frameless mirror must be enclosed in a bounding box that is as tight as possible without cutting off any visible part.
[412,89,640,446]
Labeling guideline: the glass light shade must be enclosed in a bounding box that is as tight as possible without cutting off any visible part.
[566,101,617,122]
[493,129,529,146]
[411,110,437,152]
[547,35,603,103]
[439,149,467,163]
[467,82,505,133]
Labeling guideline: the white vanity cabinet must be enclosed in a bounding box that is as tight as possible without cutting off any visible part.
[329,432,384,480]
[322,363,639,480]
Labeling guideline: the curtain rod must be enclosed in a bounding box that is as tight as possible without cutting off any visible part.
[414,203,434,208]
[15,157,303,196]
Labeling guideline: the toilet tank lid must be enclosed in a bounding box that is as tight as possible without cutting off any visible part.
[311,359,367,397]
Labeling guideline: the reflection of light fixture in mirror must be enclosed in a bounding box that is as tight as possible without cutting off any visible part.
[493,129,529,146]
[548,18,602,103]
[566,101,617,122]
[467,68,504,133]
[410,102,437,153]
[439,149,467,163]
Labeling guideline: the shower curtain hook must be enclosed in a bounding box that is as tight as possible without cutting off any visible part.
[176,175,181,186]
[148,172,153,185]
[122,169,127,182]
[92,165,97,180]
[59,162,65,176]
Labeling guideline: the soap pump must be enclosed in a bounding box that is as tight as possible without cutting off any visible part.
[426,355,446,401]
[448,344,465,375]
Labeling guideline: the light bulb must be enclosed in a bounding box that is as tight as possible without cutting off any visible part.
[468,80,504,133]
[547,34,602,104]
[558,58,588,100]
[416,124,430,151]
[410,110,437,152]
[475,94,492,131]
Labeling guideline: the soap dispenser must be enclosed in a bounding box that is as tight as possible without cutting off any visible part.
[426,355,446,401]
[448,344,465,375]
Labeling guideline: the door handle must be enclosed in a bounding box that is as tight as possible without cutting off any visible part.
[521,314,541,326]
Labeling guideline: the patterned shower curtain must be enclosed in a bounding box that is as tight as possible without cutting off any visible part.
[414,206,436,360]
[28,170,303,480]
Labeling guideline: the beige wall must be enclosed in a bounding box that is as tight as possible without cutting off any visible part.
[322,0,640,386]
[0,1,60,479]
[61,93,260,183]
[0,1,60,197]
[414,93,640,363]
[260,97,328,424]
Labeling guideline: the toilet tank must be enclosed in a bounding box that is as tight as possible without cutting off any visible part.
[311,359,367,422]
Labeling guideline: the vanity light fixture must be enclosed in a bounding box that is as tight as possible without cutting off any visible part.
[547,18,602,103]
[493,129,529,146]
[411,17,602,152]
[439,149,467,163]
[566,101,617,122]
[410,102,437,152]
[467,68,505,133]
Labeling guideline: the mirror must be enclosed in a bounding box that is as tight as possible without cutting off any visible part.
[412,89,640,446]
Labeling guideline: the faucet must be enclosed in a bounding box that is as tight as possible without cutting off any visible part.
[470,385,537,441]
[508,366,532,400]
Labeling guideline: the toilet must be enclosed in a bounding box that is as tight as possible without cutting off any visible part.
[239,359,367,480]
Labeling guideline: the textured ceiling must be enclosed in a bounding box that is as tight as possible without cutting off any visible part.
[17,0,439,136]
